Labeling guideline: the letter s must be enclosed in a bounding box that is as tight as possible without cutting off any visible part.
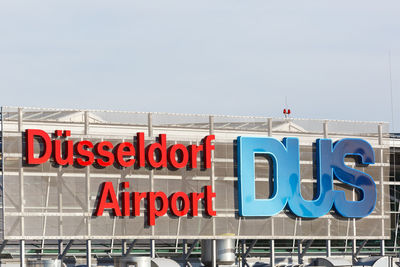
[331,138,376,217]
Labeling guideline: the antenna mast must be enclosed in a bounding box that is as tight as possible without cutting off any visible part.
[283,96,291,119]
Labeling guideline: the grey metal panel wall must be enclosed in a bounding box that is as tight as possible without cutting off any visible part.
[0,107,390,240]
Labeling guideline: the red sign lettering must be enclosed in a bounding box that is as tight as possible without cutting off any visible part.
[24,129,215,169]
[94,182,217,226]
[24,129,217,225]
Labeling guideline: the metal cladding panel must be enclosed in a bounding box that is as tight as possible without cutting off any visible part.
[0,107,391,240]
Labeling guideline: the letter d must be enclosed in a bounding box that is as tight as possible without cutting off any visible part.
[25,129,52,164]
[237,136,292,216]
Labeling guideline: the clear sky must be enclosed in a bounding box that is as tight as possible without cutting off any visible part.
[0,1,399,130]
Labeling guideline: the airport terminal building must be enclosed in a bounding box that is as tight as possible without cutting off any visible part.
[0,106,399,267]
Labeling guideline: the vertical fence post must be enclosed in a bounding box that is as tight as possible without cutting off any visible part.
[270,240,275,267]
[86,240,92,267]
[323,120,328,139]
[209,115,216,267]
[84,111,89,135]
[150,239,156,258]
[380,240,385,256]
[352,239,356,264]
[298,240,303,264]
[326,240,331,257]
[268,118,273,137]
[20,240,25,267]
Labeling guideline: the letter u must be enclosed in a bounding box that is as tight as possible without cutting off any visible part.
[287,139,335,218]
[53,139,74,165]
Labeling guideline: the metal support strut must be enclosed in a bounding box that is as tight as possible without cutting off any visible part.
[0,240,8,254]
[124,240,137,256]
[58,240,74,260]
[299,240,313,264]
[183,240,199,266]
[354,240,368,259]
[242,240,257,266]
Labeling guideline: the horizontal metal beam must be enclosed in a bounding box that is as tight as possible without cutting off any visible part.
[0,235,390,240]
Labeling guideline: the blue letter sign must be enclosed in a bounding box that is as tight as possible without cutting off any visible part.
[237,137,376,218]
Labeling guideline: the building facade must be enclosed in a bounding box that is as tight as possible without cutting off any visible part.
[0,106,398,266]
